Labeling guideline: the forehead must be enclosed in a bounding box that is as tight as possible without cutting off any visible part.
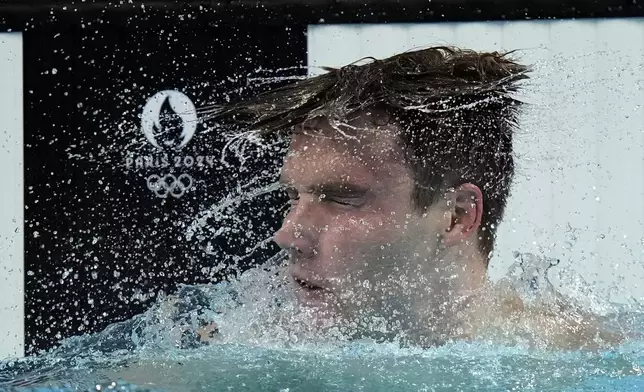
[280,116,409,188]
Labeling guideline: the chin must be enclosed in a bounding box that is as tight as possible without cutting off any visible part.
[293,290,342,327]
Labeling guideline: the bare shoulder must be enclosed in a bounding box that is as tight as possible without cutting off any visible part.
[516,306,624,350]
[475,279,624,350]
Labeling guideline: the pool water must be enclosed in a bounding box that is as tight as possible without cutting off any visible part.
[2,256,644,392]
[2,336,644,391]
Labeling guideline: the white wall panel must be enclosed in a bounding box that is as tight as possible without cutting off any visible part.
[308,19,644,303]
[0,32,24,359]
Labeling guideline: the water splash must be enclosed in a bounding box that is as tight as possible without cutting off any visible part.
[13,55,644,391]
[505,251,561,302]
[4,248,644,391]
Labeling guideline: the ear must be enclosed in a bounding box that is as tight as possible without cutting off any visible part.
[442,183,483,247]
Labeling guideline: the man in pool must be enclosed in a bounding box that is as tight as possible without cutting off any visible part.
[45,46,617,357]
[203,46,622,349]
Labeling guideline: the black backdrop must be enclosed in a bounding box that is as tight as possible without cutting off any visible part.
[1,0,643,355]
[19,18,306,354]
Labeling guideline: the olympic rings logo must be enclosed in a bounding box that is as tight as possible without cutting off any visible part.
[146,173,193,198]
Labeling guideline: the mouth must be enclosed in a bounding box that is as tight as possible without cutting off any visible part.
[294,276,325,291]
[291,274,338,316]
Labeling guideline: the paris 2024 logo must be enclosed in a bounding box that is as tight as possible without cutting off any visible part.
[125,90,217,199]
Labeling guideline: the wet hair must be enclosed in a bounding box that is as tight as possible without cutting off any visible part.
[206,46,529,261]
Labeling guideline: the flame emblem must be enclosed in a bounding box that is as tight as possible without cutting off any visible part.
[141,90,198,150]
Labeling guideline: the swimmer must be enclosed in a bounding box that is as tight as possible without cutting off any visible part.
[203,46,623,350]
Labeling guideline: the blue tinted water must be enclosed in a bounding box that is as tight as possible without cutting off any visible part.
[2,337,644,391]
[2,258,643,392]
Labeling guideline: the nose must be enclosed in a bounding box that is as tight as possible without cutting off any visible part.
[273,199,317,259]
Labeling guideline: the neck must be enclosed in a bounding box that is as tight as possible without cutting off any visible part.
[437,242,489,295]
[406,243,490,346]
[454,244,488,294]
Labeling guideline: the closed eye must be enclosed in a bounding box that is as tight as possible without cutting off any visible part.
[327,198,353,206]
[322,195,363,208]
[282,186,365,208]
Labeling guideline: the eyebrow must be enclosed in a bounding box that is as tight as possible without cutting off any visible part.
[279,177,370,197]
[308,182,370,197]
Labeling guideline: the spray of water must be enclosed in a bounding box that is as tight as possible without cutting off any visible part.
[7,56,644,391]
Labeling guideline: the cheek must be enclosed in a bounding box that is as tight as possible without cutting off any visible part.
[315,217,366,262]
[326,214,400,245]
[317,213,412,269]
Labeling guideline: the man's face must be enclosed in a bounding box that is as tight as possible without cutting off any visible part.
[273,116,452,336]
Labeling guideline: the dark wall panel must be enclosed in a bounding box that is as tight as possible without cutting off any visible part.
[23,20,305,354]
[1,0,643,31]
